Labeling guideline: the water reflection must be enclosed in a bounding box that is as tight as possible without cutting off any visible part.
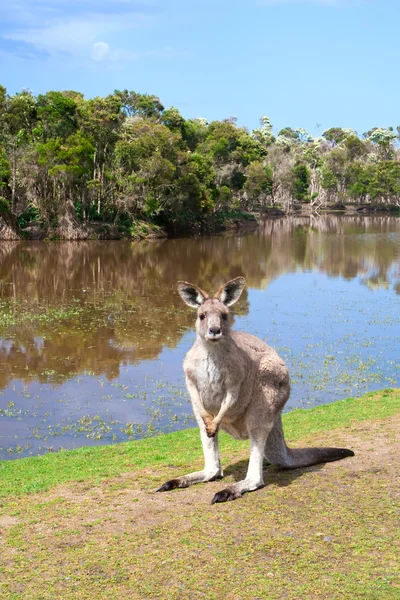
[1,215,399,386]
[0,239,253,388]
[0,214,399,457]
[258,214,400,286]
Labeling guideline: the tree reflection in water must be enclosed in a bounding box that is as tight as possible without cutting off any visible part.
[0,214,399,457]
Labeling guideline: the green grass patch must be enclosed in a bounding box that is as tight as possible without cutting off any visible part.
[0,388,399,501]
[1,388,399,599]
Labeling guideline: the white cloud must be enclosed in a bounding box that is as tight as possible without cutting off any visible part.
[1,0,160,65]
[91,41,110,61]
[6,19,98,54]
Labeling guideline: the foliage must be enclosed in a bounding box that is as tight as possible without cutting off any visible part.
[320,165,339,192]
[244,161,273,207]
[322,127,347,145]
[0,146,10,189]
[292,164,310,201]
[16,204,40,227]
[0,84,399,236]
[252,116,276,147]
[278,126,299,140]
[0,195,10,213]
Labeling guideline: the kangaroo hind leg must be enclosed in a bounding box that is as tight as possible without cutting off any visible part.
[211,422,273,504]
[264,415,291,467]
[156,421,223,492]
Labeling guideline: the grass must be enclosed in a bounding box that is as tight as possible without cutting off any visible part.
[0,389,399,599]
[1,388,399,500]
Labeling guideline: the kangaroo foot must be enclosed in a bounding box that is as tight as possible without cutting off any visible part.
[156,469,224,493]
[156,478,187,492]
[211,486,242,504]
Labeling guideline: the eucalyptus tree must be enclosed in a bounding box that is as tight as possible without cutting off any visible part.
[243,162,273,209]
[0,89,37,212]
[78,93,124,217]
[1,83,400,238]
[114,118,183,219]
[114,89,164,120]
[252,116,276,148]
[365,127,397,160]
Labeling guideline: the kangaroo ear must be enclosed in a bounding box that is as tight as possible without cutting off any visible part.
[177,281,209,308]
[216,277,245,307]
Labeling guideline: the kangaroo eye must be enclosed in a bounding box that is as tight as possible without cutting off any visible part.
[222,314,228,321]
[199,314,206,321]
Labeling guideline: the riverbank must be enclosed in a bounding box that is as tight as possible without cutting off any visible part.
[0,210,259,241]
[1,389,399,598]
[2,203,399,241]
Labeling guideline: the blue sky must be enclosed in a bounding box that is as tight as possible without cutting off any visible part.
[1,0,399,136]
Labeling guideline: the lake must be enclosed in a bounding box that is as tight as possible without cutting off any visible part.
[0,213,399,459]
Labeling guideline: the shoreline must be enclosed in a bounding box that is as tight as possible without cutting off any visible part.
[1,204,399,241]
[1,387,399,599]
[1,388,399,498]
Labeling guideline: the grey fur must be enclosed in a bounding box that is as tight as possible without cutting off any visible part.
[156,277,354,503]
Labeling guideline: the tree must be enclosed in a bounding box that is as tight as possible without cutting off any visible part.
[36,91,78,141]
[114,90,164,120]
[1,90,37,211]
[369,161,400,203]
[365,127,396,160]
[292,164,310,202]
[36,131,95,223]
[114,119,184,218]
[1,83,400,237]
[322,127,347,146]
[252,116,275,147]
[0,146,10,194]
[345,161,373,201]
[161,107,186,133]
[295,129,313,144]
[319,165,339,195]
[278,127,299,140]
[344,135,366,161]
[79,94,123,215]
[244,162,273,208]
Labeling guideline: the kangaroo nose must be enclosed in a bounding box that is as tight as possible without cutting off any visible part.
[209,327,221,335]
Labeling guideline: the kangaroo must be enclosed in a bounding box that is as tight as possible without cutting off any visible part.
[157,277,354,504]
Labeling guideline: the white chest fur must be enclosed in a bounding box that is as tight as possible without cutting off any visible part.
[185,352,229,414]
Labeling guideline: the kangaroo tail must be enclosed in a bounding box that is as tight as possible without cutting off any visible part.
[282,445,354,468]
[264,416,354,469]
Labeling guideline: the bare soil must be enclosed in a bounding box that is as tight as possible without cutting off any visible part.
[1,414,399,599]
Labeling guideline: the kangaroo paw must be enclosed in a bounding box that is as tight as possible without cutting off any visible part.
[211,487,242,504]
[203,415,218,438]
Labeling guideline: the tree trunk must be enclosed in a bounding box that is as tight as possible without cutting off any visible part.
[0,210,20,240]
[10,141,16,213]
[56,196,88,240]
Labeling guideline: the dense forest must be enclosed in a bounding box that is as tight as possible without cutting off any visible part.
[0,86,399,239]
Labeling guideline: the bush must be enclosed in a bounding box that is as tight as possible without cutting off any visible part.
[292,164,310,201]
[0,196,10,214]
[17,205,40,228]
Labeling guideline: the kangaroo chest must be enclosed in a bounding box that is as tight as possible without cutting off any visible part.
[187,355,230,413]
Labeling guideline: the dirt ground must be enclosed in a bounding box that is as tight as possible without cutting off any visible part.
[1,414,399,599]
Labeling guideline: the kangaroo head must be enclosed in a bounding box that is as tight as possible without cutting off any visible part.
[177,277,245,342]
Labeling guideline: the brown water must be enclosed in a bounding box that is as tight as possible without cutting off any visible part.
[0,214,399,458]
